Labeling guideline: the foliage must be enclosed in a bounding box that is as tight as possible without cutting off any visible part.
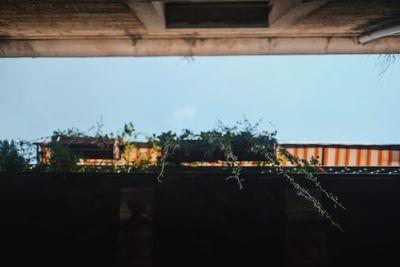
[377,54,399,77]
[46,122,140,173]
[44,128,85,172]
[151,119,344,230]
[53,128,86,138]
[151,131,178,182]
[0,140,30,172]
[47,142,81,173]
[0,119,345,230]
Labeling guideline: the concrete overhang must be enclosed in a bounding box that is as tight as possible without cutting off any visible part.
[0,0,399,57]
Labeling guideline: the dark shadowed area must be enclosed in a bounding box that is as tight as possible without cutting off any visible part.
[1,171,400,267]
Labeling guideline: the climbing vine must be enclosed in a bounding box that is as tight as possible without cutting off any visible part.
[151,119,344,230]
[0,119,345,230]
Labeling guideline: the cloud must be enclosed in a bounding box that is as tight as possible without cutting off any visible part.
[166,105,197,129]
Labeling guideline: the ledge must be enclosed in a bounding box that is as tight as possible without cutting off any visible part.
[1,36,400,57]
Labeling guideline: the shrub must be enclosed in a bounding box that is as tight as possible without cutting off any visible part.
[0,140,29,172]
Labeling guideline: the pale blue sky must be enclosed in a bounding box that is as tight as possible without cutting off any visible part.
[0,55,399,143]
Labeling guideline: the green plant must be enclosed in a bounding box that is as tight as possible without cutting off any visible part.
[0,140,29,172]
[152,119,345,230]
[47,141,81,173]
[1,119,345,230]
[377,54,399,77]
[152,131,178,182]
[53,128,86,138]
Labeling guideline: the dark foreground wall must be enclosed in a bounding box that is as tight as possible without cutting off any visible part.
[155,175,286,267]
[0,173,121,267]
[1,171,400,267]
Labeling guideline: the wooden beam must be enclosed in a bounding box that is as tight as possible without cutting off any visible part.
[1,36,400,57]
[271,0,329,28]
[126,1,165,33]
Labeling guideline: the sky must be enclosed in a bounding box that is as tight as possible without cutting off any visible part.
[0,55,399,144]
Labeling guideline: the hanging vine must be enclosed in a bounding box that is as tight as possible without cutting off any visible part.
[0,118,346,230]
[153,119,345,230]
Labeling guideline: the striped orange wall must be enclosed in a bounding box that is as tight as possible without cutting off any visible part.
[282,146,400,167]
[282,147,323,165]
[42,143,400,167]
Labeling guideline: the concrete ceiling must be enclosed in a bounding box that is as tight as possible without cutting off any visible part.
[0,0,399,57]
